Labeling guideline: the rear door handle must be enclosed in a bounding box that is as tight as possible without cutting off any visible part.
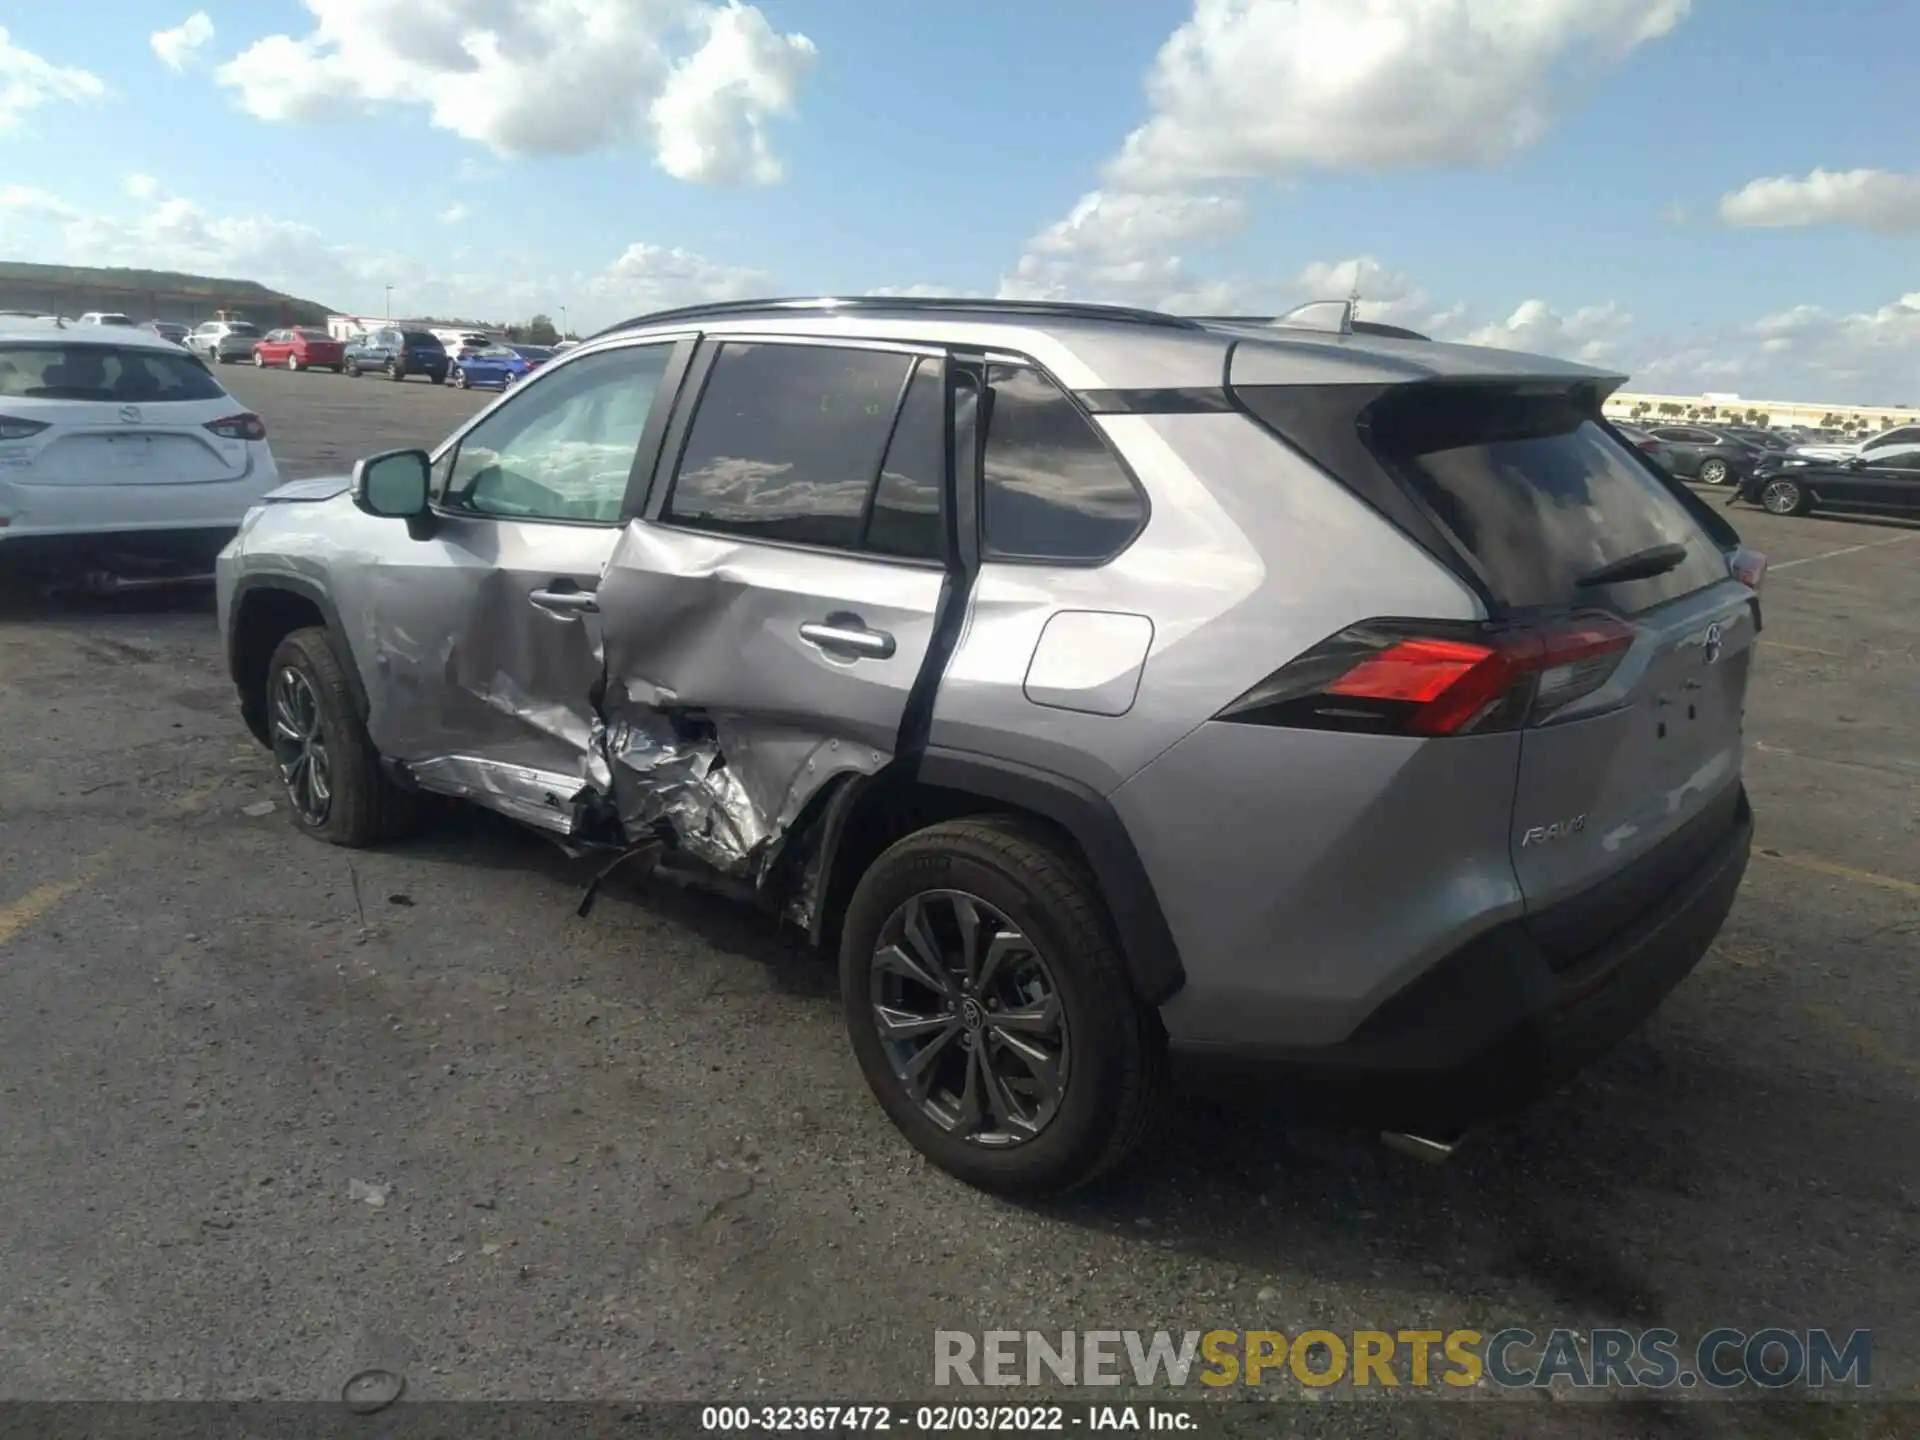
[530,586,599,615]
[799,619,895,659]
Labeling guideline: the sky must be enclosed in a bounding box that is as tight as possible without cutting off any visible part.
[1,0,1917,404]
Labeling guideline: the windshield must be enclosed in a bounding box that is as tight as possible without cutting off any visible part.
[512,345,555,361]
[0,344,228,402]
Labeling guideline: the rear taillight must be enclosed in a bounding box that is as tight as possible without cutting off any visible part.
[1634,438,1660,452]
[0,415,49,440]
[1219,613,1637,737]
[1730,547,1767,591]
[205,412,267,441]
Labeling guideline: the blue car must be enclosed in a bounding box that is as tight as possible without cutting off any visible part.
[450,343,555,391]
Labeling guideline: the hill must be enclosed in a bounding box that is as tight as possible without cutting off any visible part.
[0,261,336,327]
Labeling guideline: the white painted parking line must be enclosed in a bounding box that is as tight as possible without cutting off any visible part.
[1770,531,1920,572]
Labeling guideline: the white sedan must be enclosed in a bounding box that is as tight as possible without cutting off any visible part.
[0,319,282,581]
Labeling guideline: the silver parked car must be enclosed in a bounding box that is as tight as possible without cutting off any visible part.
[216,296,1761,1195]
[188,320,262,364]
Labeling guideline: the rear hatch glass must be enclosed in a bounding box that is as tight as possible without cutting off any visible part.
[1365,385,1729,614]
[0,344,227,403]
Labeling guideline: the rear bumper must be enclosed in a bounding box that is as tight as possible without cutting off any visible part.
[0,525,238,575]
[1169,788,1753,1128]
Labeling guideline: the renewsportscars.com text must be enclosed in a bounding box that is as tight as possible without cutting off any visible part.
[934,1327,1872,1391]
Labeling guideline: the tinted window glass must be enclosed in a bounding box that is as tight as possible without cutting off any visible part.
[445,343,672,523]
[667,342,912,549]
[1369,387,1727,613]
[1877,450,1920,472]
[0,344,226,402]
[403,331,443,349]
[980,365,1144,561]
[864,357,945,561]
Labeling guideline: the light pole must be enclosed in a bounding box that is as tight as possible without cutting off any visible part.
[559,304,568,339]
[384,285,393,318]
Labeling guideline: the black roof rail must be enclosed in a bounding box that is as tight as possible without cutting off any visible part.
[586,295,1204,341]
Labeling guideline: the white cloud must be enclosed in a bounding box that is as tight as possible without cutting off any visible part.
[215,0,816,184]
[1028,189,1249,261]
[0,25,107,132]
[1107,0,1690,189]
[123,173,162,200]
[151,11,214,72]
[439,203,469,224]
[1718,168,1920,234]
[1455,297,1634,364]
[0,184,772,332]
[865,284,986,299]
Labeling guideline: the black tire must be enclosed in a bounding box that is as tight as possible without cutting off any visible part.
[264,627,414,848]
[453,367,468,389]
[1699,457,1731,485]
[1760,477,1811,516]
[344,360,360,378]
[840,816,1166,1196]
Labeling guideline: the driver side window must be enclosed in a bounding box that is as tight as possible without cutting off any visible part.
[440,343,674,524]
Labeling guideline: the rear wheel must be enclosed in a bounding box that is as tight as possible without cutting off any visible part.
[287,352,302,372]
[386,360,403,382]
[265,627,414,848]
[453,366,469,389]
[840,816,1165,1196]
[344,359,360,378]
[1761,477,1811,516]
[1699,457,1731,485]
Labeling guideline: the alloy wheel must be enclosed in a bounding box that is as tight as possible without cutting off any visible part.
[270,665,333,826]
[1762,480,1802,515]
[869,890,1070,1147]
[1700,458,1729,484]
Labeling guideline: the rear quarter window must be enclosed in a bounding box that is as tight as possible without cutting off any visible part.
[980,365,1146,562]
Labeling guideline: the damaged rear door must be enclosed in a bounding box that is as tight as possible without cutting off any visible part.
[364,337,691,831]
[593,335,958,876]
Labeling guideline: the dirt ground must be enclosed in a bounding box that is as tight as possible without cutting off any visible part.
[1,363,1914,1428]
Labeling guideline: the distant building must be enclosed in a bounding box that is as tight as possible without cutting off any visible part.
[326,314,389,340]
[1605,389,1920,433]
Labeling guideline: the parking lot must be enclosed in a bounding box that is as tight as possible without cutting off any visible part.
[1,364,1915,1420]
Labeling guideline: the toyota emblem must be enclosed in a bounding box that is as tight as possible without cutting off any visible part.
[1702,622,1724,666]
[117,405,142,423]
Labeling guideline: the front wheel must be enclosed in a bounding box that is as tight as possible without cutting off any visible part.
[264,628,414,848]
[287,353,302,372]
[1699,457,1731,485]
[840,816,1165,1197]
[1761,478,1811,516]
[386,360,403,381]
[452,367,469,389]
[253,350,266,368]
[344,360,360,377]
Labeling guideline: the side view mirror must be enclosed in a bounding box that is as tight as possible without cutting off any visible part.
[352,449,432,519]
[1844,455,1868,469]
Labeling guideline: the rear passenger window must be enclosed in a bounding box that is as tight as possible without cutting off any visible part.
[863,357,945,561]
[981,365,1145,561]
[667,342,914,549]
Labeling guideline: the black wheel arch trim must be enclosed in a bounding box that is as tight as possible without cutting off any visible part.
[227,573,371,724]
[908,746,1186,1006]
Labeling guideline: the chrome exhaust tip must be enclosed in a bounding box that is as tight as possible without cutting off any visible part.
[1380,1130,1462,1164]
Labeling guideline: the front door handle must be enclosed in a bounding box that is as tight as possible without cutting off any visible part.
[530,586,599,615]
[799,618,895,659]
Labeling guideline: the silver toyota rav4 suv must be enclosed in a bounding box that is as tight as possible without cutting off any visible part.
[217,296,1762,1195]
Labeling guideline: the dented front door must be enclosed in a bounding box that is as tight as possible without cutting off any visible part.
[364,339,686,830]
[593,337,954,873]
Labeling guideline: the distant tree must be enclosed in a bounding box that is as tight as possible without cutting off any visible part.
[521,312,560,345]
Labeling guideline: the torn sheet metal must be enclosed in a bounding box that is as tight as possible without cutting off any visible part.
[596,706,886,879]
[405,755,585,835]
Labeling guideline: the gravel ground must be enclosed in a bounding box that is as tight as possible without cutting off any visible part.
[0,365,1914,1431]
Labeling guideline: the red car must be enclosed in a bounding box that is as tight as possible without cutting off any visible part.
[252,327,346,373]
